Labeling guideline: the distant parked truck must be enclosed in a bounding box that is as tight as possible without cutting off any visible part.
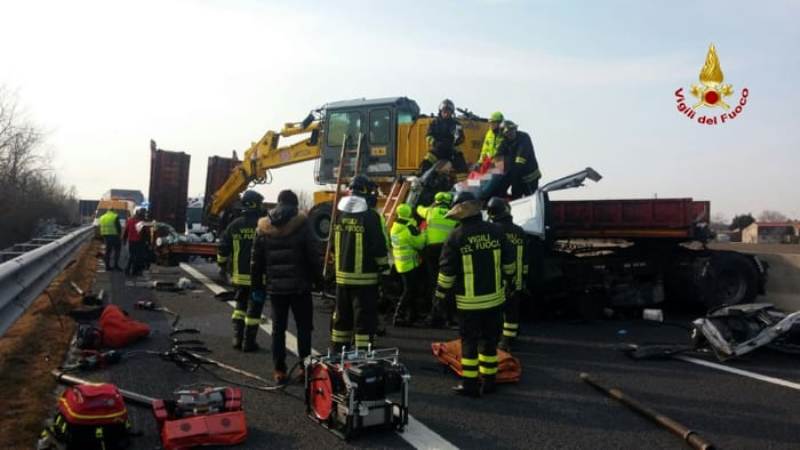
[101,189,145,206]
[94,198,135,229]
[78,199,100,224]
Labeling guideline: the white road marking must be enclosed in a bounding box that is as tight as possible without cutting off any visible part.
[180,263,460,450]
[675,355,800,391]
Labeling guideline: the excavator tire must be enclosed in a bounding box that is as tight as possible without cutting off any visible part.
[307,201,333,242]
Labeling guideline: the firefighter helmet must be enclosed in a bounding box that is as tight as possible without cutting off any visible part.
[439,99,455,114]
[396,203,413,219]
[434,191,453,205]
[349,175,372,196]
[487,197,512,221]
[452,191,477,206]
[241,190,264,210]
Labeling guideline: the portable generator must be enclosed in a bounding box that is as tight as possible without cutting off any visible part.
[305,348,409,439]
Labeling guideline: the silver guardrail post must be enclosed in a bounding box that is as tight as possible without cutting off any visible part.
[0,225,95,336]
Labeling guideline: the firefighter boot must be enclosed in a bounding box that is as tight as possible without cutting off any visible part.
[242,325,260,352]
[452,378,481,398]
[498,336,515,353]
[482,375,497,394]
[232,319,245,350]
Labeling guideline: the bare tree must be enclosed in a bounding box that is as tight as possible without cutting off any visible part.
[0,86,77,248]
[758,210,789,223]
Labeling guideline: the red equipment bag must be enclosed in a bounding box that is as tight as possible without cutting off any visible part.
[152,387,247,450]
[431,339,522,383]
[99,304,150,348]
[50,383,132,450]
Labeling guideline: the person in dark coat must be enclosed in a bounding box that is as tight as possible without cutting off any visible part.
[251,190,321,383]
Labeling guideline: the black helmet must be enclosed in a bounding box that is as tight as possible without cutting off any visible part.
[439,99,455,114]
[241,190,264,210]
[349,174,372,196]
[487,197,511,221]
[452,191,477,206]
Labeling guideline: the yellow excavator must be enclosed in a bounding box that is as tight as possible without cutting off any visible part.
[205,96,490,241]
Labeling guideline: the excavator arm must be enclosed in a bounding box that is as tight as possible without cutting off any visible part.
[207,118,323,219]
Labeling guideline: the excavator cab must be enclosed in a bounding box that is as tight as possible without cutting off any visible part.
[317,97,421,184]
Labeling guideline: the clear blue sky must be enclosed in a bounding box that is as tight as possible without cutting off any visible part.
[2,0,798,220]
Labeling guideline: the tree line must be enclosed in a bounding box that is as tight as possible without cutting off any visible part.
[0,87,77,249]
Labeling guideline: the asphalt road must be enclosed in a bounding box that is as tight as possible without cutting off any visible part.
[79,256,800,450]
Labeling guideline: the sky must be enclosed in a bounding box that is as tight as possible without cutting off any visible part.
[1,0,798,221]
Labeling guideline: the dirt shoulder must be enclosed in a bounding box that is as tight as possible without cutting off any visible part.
[0,239,100,449]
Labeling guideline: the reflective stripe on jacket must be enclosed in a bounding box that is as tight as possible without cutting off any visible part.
[334,196,389,286]
[479,128,504,161]
[218,213,259,286]
[390,218,426,274]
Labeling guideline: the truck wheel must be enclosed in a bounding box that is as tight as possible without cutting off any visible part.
[705,251,758,308]
[308,201,333,242]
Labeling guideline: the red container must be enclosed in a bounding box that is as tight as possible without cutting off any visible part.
[549,198,710,239]
[149,140,191,233]
[204,156,238,211]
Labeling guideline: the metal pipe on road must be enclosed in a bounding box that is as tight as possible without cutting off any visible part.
[580,372,715,450]
[53,370,158,406]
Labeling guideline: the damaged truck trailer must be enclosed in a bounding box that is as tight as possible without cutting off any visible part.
[510,169,768,316]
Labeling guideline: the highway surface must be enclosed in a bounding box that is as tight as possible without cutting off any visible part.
[81,257,800,449]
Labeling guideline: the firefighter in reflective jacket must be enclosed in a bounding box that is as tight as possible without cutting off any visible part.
[218,190,263,352]
[331,175,390,351]
[436,192,516,397]
[478,111,505,163]
[487,197,528,351]
[483,120,542,200]
[390,203,427,326]
[419,99,466,176]
[416,191,457,324]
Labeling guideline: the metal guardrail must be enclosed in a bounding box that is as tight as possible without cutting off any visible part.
[0,225,95,337]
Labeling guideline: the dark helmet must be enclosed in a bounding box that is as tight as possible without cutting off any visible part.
[241,190,264,210]
[349,174,372,197]
[452,191,477,206]
[487,197,512,221]
[439,99,455,114]
[501,120,518,136]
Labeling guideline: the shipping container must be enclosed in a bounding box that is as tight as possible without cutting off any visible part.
[204,155,238,214]
[148,140,191,233]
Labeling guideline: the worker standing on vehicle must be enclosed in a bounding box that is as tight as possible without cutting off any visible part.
[123,208,145,276]
[218,190,263,352]
[390,203,427,326]
[483,120,542,200]
[416,191,457,326]
[98,209,122,271]
[487,197,528,351]
[251,190,320,383]
[478,112,505,165]
[330,175,389,351]
[419,99,466,176]
[435,192,515,397]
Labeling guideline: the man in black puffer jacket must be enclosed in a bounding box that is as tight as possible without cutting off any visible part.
[251,190,321,384]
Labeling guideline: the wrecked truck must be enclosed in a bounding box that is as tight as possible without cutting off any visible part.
[506,168,768,315]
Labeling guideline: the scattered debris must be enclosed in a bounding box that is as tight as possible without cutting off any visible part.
[692,303,800,361]
[148,277,194,292]
[642,308,663,322]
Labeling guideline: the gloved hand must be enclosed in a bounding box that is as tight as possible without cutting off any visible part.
[250,290,267,305]
[378,264,391,276]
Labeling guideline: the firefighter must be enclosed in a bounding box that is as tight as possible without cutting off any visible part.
[478,111,505,164]
[98,209,122,271]
[390,203,427,326]
[482,120,542,200]
[487,197,528,351]
[330,175,389,351]
[218,190,263,352]
[436,191,516,397]
[416,191,457,326]
[418,99,466,176]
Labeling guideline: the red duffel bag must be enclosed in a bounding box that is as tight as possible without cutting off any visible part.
[99,305,150,348]
[431,339,522,383]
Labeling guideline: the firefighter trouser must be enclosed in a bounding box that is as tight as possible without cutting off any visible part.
[423,244,442,312]
[398,266,425,321]
[331,284,378,351]
[459,306,503,380]
[510,179,538,200]
[231,287,263,328]
[503,291,523,338]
